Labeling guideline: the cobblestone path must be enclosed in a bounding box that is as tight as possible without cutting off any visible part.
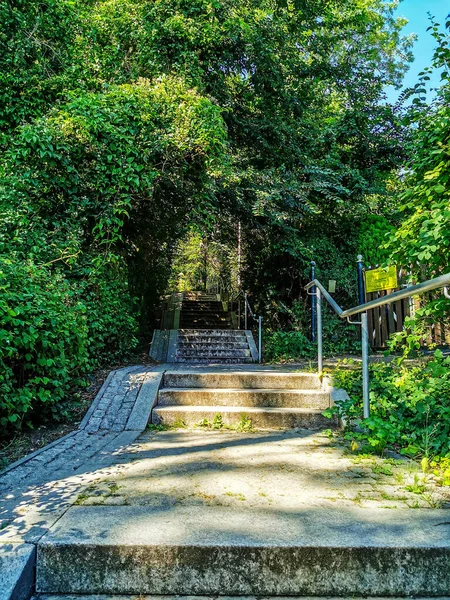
[0,366,161,542]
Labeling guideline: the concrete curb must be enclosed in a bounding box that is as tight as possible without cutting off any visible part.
[36,505,450,596]
[323,375,349,428]
[167,330,179,363]
[245,329,259,362]
[0,543,35,600]
[125,371,164,431]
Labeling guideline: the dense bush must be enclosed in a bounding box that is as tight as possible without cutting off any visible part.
[0,258,89,429]
[0,256,140,430]
[328,351,450,458]
[0,76,226,434]
[264,313,361,363]
[264,331,314,362]
[80,266,139,367]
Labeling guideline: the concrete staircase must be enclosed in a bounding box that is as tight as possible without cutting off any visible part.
[152,370,334,429]
[151,291,259,363]
[26,371,450,598]
[180,292,232,329]
[174,329,256,363]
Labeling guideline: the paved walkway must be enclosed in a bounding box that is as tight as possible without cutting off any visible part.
[0,366,161,542]
[0,362,311,542]
[1,362,449,545]
[1,362,450,598]
[73,429,450,511]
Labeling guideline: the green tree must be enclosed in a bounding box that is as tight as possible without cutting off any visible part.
[388,17,450,324]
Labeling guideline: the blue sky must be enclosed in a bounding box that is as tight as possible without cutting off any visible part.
[385,0,449,102]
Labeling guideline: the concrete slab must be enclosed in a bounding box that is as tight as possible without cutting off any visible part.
[0,543,35,600]
[0,510,67,545]
[31,597,450,600]
[37,504,450,595]
[70,429,450,511]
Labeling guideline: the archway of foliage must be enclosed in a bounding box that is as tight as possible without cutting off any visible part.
[0,0,420,432]
[0,77,228,429]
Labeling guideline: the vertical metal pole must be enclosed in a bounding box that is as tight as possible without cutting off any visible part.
[238,299,241,330]
[311,261,316,342]
[357,255,365,305]
[258,316,263,363]
[244,293,248,330]
[361,312,370,419]
[357,255,370,418]
[316,288,323,374]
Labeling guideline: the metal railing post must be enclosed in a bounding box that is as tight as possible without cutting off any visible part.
[361,312,370,419]
[244,293,248,330]
[357,255,365,305]
[311,261,316,342]
[316,288,323,374]
[238,299,241,330]
[258,316,263,363]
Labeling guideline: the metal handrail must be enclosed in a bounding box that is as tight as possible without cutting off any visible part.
[305,279,343,317]
[231,291,263,363]
[305,273,450,318]
[305,271,450,419]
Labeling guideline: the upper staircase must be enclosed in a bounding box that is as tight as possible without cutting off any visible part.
[180,292,232,329]
[151,291,258,363]
[176,329,255,363]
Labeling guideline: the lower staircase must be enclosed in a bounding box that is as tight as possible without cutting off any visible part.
[152,370,334,429]
[29,370,447,599]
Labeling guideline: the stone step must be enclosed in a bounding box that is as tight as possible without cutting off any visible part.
[183,295,219,301]
[178,335,247,343]
[179,325,232,330]
[158,388,331,408]
[180,322,232,328]
[181,304,226,310]
[180,319,231,326]
[162,371,322,390]
[34,597,450,600]
[36,505,450,596]
[177,341,250,349]
[182,300,223,305]
[180,315,230,320]
[176,349,252,358]
[178,329,246,336]
[180,319,231,323]
[181,313,230,320]
[181,314,228,318]
[151,405,332,429]
[173,357,254,364]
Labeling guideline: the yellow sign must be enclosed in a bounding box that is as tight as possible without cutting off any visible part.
[365,266,398,293]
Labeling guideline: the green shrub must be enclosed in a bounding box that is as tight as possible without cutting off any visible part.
[329,351,450,458]
[264,331,314,362]
[263,316,361,363]
[0,257,89,430]
[80,265,138,367]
